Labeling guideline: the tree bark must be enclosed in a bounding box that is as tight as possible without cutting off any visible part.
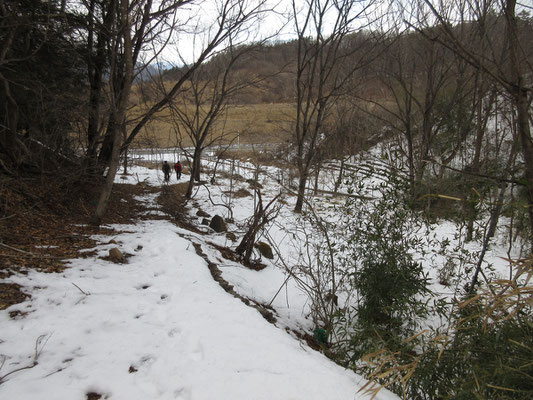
[505,0,533,249]
[313,163,320,196]
[85,0,116,165]
[334,156,345,194]
[92,0,134,225]
[294,171,308,213]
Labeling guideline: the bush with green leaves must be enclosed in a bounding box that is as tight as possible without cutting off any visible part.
[361,257,533,400]
[329,167,435,367]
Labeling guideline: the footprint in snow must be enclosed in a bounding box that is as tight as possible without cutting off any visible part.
[190,341,204,362]
[167,327,182,337]
[136,284,151,290]
[174,386,192,400]
[157,294,170,304]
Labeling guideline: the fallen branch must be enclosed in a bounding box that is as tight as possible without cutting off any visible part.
[0,243,65,259]
[0,334,50,385]
[201,183,234,221]
[0,242,33,255]
[72,283,90,296]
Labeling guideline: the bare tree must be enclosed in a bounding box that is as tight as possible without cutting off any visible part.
[90,0,190,165]
[120,0,272,153]
[168,44,264,198]
[290,0,377,212]
[236,189,281,263]
[410,0,533,246]
[359,30,478,201]
[92,0,135,225]
[88,0,270,223]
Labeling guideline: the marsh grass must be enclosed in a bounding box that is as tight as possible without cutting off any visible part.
[128,103,294,148]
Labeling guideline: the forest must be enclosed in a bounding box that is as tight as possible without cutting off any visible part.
[1,0,532,399]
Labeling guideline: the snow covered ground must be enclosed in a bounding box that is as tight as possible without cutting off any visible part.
[1,152,521,399]
[0,164,399,399]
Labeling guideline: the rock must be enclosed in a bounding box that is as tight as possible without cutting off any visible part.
[196,209,211,218]
[255,241,274,259]
[209,215,227,233]
[226,232,237,242]
[201,218,210,226]
[246,179,263,189]
[232,188,252,198]
[109,248,125,263]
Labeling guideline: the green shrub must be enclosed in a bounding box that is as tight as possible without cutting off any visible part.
[333,168,434,368]
[360,257,533,400]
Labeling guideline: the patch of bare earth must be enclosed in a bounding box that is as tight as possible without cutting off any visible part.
[0,172,158,310]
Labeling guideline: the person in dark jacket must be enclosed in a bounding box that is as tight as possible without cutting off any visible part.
[162,161,171,182]
[174,161,182,179]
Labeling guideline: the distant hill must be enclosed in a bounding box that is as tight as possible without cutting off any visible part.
[160,40,298,104]
[128,36,388,148]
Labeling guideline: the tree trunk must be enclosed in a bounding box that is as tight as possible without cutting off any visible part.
[515,87,533,250]
[469,135,517,291]
[186,147,202,198]
[506,0,533,250]
[466,84,492,241]
[194,154,201,182]
[98,121,115,164]
[469,179,509,292]
[294,171,308,213]
[122,142,128,174]
[92,123,122,225]
[92,0,133,224]
[0,71,24,165]
[405,126,416,201]
[185,169,195,198]
[85,0,116,165]
[313,163,320,196]
[334,156,345,194]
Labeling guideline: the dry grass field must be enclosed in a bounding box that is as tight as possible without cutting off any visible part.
[128,102,296,149]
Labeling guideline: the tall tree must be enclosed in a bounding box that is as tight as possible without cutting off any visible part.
[92,0,135,225]
[290,0,376,212]
[120,0,271,154]
[0,0,85,170]
[169,45,263,198]
[88,0,269,223]
[412,0,533,245]
[81,0,191,166]
[359,29,478,202]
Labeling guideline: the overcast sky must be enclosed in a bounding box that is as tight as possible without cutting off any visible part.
[152,0,380,67]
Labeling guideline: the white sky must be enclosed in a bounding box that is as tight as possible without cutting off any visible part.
[155,0,380,66]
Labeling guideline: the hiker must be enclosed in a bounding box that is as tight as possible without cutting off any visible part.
[162,161,171,182]
[174,161,182,180]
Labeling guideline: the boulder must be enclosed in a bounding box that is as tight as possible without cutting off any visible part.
[209,215,227,233]
[196,209,211,218]
[201,218,210,226]
[246,179,263,189]
[109,248,126,263]
[255,241,274,259]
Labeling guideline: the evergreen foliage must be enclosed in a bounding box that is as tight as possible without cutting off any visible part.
[361,257,533,399]
[331,167,434,365]
[0,0,86,166]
